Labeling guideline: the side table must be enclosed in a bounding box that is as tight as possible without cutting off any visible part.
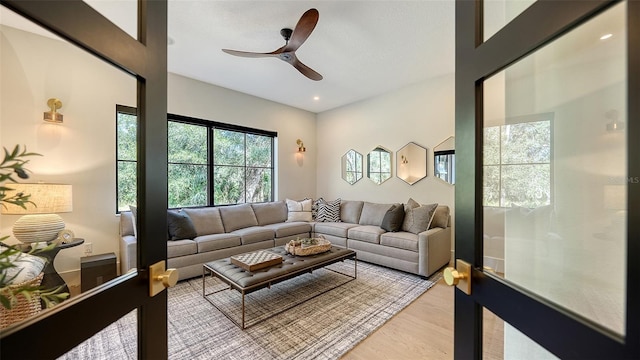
[17,238,84,297]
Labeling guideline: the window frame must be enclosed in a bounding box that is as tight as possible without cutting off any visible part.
[115,109,276,212]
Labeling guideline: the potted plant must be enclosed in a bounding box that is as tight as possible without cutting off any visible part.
[0,145,68,314]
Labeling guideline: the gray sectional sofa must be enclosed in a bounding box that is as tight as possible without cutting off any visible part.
[119,200,451,280]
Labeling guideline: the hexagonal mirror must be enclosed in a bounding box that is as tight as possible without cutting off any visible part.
[367,146,392,185]
[396,142,427,185]
[434,136,455,185]
[341,149,363,185]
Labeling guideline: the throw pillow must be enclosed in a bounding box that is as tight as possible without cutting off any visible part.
[405,197,420,211]
[402,203,439,234]
[167,210,197,240]
[381,204,405,232]
[129,205,138,238]
[316,198,341,222]
[312,197,324,220]
[286,198,313,222]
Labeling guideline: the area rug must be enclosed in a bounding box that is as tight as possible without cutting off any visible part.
[59,261,441,360]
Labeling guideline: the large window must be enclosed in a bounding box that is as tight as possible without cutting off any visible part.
[116,108,275,211]
[483,116,552,208]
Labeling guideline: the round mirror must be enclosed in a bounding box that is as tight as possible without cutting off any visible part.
[341,149,363,185]
[367,146,392,185]
[434,136,455,185]
[396,142,427,185]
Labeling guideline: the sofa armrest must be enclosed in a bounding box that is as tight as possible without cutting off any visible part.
[120,235,137,275]
[418,226,452,277]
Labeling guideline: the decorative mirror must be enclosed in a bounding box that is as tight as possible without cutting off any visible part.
[434,136,455,185]
[396,142,427,185]
[341,149,363,185]
[367,146,392,184]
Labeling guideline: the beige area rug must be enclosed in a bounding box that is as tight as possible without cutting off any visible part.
[59,260,441,360]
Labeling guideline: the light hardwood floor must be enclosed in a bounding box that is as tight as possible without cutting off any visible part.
[342,278,505,360]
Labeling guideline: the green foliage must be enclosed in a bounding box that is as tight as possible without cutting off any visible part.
[0,145,41,211]
[117,114,274,209]
[0,145,69,309]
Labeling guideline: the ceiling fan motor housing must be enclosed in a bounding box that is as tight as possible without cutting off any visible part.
[280,28,293,41]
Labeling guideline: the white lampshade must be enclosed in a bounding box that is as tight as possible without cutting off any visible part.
[1,183,73,244]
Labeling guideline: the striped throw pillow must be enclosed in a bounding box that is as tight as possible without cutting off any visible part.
[316,198,341,222]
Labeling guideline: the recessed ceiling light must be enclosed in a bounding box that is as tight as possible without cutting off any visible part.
[313,96,320,101]
[600,33,613,40]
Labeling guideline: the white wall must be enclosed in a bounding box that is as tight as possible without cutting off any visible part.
[1,26,317,287]
[315,74,455,224]
[168,73,317,201]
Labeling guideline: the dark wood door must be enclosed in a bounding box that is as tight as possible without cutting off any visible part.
[454,0,639,358]
[0,1,170,358]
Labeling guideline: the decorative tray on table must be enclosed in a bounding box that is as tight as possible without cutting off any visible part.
[284,236,331,256]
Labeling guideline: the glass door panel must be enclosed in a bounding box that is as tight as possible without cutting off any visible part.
[483,307,559,360]
[482,1,627,336]
[1,3,136,328]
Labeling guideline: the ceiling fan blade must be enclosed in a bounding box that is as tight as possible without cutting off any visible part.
[291,57,323,81]
[284,8,319,52]
[222,48,282,58]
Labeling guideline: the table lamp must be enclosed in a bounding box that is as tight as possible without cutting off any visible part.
[1,183,73,244]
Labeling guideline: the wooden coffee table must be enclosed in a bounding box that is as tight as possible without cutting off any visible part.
[202,246,357,329]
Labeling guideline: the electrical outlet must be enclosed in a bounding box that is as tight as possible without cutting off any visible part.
[84,242,93,255]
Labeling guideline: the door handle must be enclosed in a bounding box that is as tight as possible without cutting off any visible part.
[149,260,179,297]
[443,259,471,295]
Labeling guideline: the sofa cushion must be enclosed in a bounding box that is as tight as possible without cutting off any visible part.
[340,201,364,224]
[380,231,419,252]
[359,202,396,226]
[430,205,450,229]
[348,225,386,244]
[402,203,438,235]
[316,198,341,222]
[252,201,288,225]
[120,210,135,237]
[219,204,259,232]
[167,210,197,240]
[194,233,241,253]
[263,222,312,238]
[231,226,274,245]
[285,198,313,222]
[381,204,405,232]
[314,222,359,238]
[129,205,138,237]
[183,207,225,236]
[167,239,197,258]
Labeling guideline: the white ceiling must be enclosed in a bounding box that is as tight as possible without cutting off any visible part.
[2,1,455,113]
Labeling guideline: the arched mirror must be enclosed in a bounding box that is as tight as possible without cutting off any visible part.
[341,149,363,185]
[434,136,455,185]
[367,146,392,185]
[396,142,427,185]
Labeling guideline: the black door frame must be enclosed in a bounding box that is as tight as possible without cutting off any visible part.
[0,1,169,358]
[455,0,639,358]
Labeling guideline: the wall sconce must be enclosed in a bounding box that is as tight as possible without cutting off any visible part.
[296,139,306,152]
[605,109,624,132]
[44,98,64,124]
[401,155,409,164]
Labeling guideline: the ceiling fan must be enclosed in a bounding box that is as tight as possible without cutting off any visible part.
[222,8,323,81]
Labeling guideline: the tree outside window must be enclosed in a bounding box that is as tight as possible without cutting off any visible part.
[116,108,275,211]
[483,118,552,208]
